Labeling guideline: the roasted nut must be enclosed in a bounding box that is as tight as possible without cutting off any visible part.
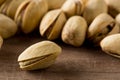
[100,34,120,58]
[0,36,3,48]
[15,0,48,34]
[18,41,62,70]
[62,16,87,47]
[61,0,85,18]
[87,13,119,46]
[40,9,67,40]
[105,0,120,18]
[83,0,108,25]
[46,0,66,10]
[0,14,17,39]
[115,14,120,26]
[0,0,11,14]
[0,0,25,19]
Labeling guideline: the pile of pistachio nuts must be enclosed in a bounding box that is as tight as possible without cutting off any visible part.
[0,0,120,70]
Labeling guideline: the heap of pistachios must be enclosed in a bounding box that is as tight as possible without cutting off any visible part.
[0,0,120,70]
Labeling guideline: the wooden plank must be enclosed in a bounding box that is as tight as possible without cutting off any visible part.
[0,33,120,80]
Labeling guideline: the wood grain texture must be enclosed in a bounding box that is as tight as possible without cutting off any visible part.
[0,32,120,80]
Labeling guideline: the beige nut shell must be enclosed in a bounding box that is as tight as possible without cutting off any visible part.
[18,41,62,70]
[0,14,17,39]
[61,0,84,18]
[62,16,87,47]
[46,0,66,10]
[115,14,120,25]
[105,0,120,17]
[40,9,67,40]
[87,13,119,45]
[15,0,48,34]
[83,0,108,25]
[0,36,3,48]
[7,0,25,19]
[100,34,120,58]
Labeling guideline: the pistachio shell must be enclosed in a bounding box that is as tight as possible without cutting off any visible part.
[0,0,11,15]
[0,14,17,39]
[0,0,24,19]
[115,14,120,26]
[18,41,62,70]
[100,34,120,58]
[46,0,66,10]
[40,9,67,40]
[87,13,119,46]
[105,0,120,17]
[0,36,3,48]
[83,0,108,25]
[62,16,87,47]
[7,0,25,19]
[15,0,48,33]
[61,0,84,18]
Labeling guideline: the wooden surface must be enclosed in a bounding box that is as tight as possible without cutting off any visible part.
[0,32,120,80]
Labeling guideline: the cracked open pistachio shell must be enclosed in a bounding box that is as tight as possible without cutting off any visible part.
[40,9,67,40]
[87,13,119,46]
[83,0,108,25]
[0,0,25,19]
[100,34,120,58]
[15,0,48,34]
[62,16,87,47]
[0,36,3,49]
[0,0,5,6]
[46,0,66,10]
[115,14,120,26]
[61,0,85,18]
[18,41,62,70]
[105,0,120,18]
[0,14,17,39]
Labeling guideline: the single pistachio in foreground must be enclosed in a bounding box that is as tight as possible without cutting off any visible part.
[0,0,25,19]
[105,0,120,18]
[62,16,87,47]
[61,0,85,18]
[18,41,62,70]
[83,0,108,25]
[100,34,120,58]
[0,14,17,39]
[40,9,67,40]
[87,13,119,46]
[15,0,48,34]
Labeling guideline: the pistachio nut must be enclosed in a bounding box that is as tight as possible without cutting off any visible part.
[0,0,5,6]
[0,0,25,19]
[0,0,11,14]
[62,16,87,47]
[18,41,62,70]
[15,0,48,34]
[83,0,108,25]
[40,9,67,40]
[0,36,3,48]
[61,0,85,18]
[87,13,119,46]
[46,0,66,10]
[100,34,120,58]
[0,14,17,39]
[115,14,120,26]
[105,0,120,18]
